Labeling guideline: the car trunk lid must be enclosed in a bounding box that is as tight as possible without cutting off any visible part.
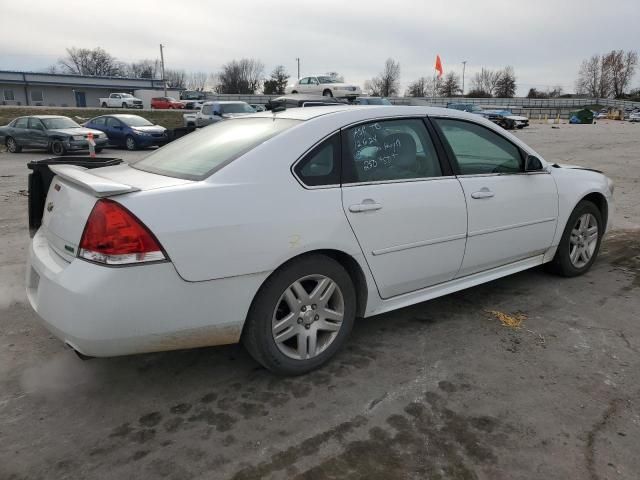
[40,164,192,262]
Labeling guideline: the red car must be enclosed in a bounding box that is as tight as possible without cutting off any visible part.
[150,97,185,109]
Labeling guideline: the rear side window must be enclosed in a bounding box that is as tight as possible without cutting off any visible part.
[294,133,340,187]
[434,118,523,175]
[133,118,300,180]
[342,118,442,183]
[14,118,28,128]
[91,117,106,126]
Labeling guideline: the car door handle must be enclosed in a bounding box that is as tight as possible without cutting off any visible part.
[471,188,495,199]
[349,201,383,213]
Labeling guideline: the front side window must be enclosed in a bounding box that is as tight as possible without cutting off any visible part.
[343,118,442,183]
[294,134,340,187]
[30,90,44,102]
[133,118,300,180]
[28,118,44,130]
[4,89,15,101]
[106,117,122,128]
[434,119,523,175]
[299,78,309,85]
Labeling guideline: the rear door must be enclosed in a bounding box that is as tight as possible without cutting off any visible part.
[340,117,467,299]
[12,117,29,146]
[432,117,558,277]
[27,118,48,148]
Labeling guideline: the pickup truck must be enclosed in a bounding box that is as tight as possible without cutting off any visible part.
[99,93,143,109]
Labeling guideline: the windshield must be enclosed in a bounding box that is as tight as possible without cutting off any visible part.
[41,117,81,129]
[317,76,338,83]
[364,98,391,105]
[132,118,300,180]
[120,116,154,127]
[221,103,256,114]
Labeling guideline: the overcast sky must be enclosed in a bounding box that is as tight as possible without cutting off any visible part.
[1,0,638,96]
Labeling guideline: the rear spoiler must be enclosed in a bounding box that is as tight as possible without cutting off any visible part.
[49,164,140,197]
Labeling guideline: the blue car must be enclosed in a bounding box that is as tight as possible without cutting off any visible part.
[84,114,167,150]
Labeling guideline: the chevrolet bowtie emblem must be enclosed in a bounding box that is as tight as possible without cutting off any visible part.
[46,202,54,212]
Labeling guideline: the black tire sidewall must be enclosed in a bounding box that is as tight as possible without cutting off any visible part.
[244,255,356,375]
[51,141,65,156]
[553,200,603,277]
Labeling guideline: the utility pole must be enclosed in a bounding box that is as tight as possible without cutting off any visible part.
[461,60,467,96]
[295,58,300,79]
[160,44,167,96]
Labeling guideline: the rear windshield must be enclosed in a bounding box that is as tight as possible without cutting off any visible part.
[132,118,300,180]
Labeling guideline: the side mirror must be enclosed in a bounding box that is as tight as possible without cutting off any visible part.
[525,155,543,172]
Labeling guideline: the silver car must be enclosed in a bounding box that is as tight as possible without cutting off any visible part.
[195,101,256,127]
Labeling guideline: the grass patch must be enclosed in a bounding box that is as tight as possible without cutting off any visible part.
[0,107,186,129]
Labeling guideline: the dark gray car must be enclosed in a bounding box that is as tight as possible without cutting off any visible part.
[0,115,108,156]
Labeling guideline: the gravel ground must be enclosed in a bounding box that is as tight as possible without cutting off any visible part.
[0,120,638,480]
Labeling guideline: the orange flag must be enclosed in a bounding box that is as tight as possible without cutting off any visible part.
[435,55,444,78]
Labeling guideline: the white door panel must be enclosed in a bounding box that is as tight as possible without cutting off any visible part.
[457,173,558,276]
[342,179,467,298]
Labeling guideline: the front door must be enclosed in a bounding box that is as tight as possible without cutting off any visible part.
[105,117,125,145]
[341,118,468,299]
[432,117,558,277]
[75,91,86,107]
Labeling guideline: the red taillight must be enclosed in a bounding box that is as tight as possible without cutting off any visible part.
[78,199,166,265]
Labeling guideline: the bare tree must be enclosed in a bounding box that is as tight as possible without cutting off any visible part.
[263,65,289,94]
[216,58,265,94]
[57,47,123,76]
[439,72,461,97]
[494,66,517,98]
[127,59,160,79]
[366,58,401,97]
[325,71,344,82]
[164,69,186,89]
[471,68,501,97]
[607,50,638,98]
[186,71,209,91]
[405,77,428,97]
[576,55,602,96]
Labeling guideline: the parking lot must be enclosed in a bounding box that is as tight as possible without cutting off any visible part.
[1,121,639,479]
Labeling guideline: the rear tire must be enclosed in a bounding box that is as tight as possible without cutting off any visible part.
[242,255,356,375]
[291,90,298,94]
[101,102,108,108]
[50,140,66,156]
[547,200,603,277]
[6,137,21,153]
[125,135,137,151]
[122,102,127,109]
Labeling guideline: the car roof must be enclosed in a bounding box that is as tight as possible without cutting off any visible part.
[202,101,248,105]
[251,105,479,121]
[29,115,68,119]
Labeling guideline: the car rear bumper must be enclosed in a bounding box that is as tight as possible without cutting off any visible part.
[26,228,269,357]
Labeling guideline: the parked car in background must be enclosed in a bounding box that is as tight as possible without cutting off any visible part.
[285,75,362,98]
[99,93,143,109]
[265,94,344,110]
[353,97,392,105]
[0,115,107,155]
[183,109,198,127]
[250,104,267,112]
[446,103,485,114]
[480,109,529,129]
[84,114,167,150]
[26,105,613,375]
[181,100,205,110]
[180,90,207,101]
[151,97,185,109]
[194,101,255,127]
[595,111,608,120]
[628,111,640,122]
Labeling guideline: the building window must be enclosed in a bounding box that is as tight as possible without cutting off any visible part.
[30,90,44,103]
[3,90,14,101]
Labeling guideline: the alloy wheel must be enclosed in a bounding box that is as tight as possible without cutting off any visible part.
[272,274,344,360]
[126,137,136,150]
[569,213,598,268]
[7,138,17,152]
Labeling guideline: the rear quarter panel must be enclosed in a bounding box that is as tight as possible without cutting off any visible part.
[115,117,368,283]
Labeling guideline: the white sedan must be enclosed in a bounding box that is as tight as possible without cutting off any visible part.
[285,75,362,98]
[27,106,614,375]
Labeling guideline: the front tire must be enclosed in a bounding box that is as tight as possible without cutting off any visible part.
[125,135,137,151]
[323,89,333,97]
[122,102,127,109]
[6,137,21,153]
[242,255,356,375]
[50,140,66,156]
[547,200,603,277]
